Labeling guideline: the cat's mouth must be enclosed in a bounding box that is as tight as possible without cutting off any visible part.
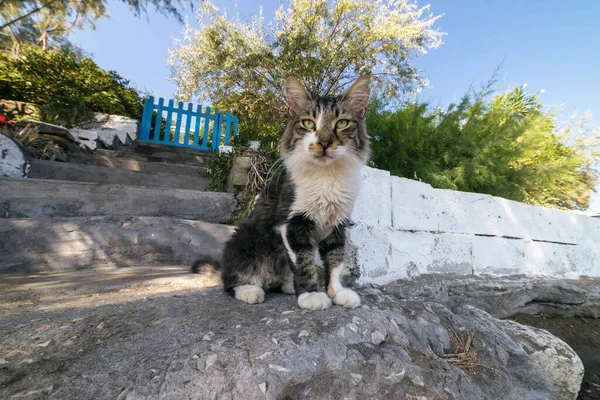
[314,151,332,160]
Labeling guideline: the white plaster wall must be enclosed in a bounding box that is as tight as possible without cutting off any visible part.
[350,166,600,284]
[0,133,27,179]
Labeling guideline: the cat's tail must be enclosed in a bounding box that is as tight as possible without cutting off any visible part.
[191,256,221,276]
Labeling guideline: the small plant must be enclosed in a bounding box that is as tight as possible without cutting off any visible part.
[205,149,237,192]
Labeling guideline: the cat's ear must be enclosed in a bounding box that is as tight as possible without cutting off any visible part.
[284,77,312,116]
[342,75,371,118]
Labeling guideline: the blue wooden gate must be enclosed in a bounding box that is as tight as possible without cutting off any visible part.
[139,96,238,151]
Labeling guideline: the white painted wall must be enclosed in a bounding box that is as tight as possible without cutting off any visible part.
[350,167,600,284]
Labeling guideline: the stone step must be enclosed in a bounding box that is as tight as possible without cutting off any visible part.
[66,150,209,176]
[91,141,214,168]
[0,178,235,222]
[93,148,211,168]
[0,216,234,273]
[28,159,210,190]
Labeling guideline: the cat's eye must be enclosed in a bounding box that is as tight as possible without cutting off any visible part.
[336,119,349,129]
[301,120,315,129]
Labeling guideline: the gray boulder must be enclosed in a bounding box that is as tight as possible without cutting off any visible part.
[0,275,584,400]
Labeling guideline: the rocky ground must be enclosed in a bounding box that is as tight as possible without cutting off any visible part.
[0,268,597,400]
[513,315,600,400]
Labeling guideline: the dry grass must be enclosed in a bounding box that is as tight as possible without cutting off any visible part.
[442,325,480,372]
[1,122,76,161]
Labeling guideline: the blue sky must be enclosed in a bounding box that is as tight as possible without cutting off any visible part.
[69,0,600,212]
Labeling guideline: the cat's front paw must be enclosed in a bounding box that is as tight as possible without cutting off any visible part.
[234,284,265,304]
[333,288,361,308]
[298,292,332,311]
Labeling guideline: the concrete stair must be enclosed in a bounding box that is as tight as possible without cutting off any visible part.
[0,178,233,221]
[0,216,234,273]
[28,159,210,190]
[0,141,236,273]
[66,151,209,176]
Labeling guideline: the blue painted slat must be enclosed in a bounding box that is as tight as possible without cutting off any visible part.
[223,110,232,145]
[152,97,164,141]
[212,108,221,151]
[201,106,211,150]
[140,96,154,140]
[173,101,184,145]
[183,103,194,146]
[193,104,202,148]
[164,99,175,143]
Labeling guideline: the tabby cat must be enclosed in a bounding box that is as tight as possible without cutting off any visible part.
[193,75,371,310]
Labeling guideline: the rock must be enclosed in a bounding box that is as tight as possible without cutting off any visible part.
[495,313,584,400]
[0,279,587,400]
[371,330,385,345]
[382,274,600,318]
[226,155,252,193]
[205,354,218,371]
[0,100,41,121]
[70,129,99,142]
[15,120,71,139]
[0,133,28,179]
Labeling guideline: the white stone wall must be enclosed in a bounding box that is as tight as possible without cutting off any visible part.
[350,167,600,284]
[71,113,139,150]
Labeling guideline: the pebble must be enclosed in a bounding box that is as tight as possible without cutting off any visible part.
[256,351,273,360]
[346,323,358,332]
[259,382,267,394]
[371,331,385,345]
[350,373,363,386]
[281,310,295,315]
[352,316,362,325]
[36,341,51,347]
[281,318,290,324]
[203,331,215,341]
[384,369,406,384]
[0,358,8,365]
[205,354,218,371]
[116,388,130,400]
[410,375,425,387]
[268,364,290,373]
[337,327,346,338]
[298,330,309,338]
[271,338,278,345]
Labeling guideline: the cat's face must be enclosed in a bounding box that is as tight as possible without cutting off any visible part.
[281,76,371,167]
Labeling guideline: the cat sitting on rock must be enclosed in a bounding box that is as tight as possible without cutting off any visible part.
[193,75,371,311]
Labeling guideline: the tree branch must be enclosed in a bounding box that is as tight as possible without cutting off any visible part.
[0,0,59,31]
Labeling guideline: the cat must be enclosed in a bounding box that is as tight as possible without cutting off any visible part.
[193,75,371,311]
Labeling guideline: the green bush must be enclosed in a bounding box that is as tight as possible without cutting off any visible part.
[367,86,599,211]
[0,45,143,126]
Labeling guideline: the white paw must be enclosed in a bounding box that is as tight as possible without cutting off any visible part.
[234,284,265,304]
[333,288,361,308]
[298,292,332,311]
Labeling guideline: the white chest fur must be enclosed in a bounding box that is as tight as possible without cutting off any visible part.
[289,161,361,239]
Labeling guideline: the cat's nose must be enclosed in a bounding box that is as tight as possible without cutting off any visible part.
[319,141,331,150]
